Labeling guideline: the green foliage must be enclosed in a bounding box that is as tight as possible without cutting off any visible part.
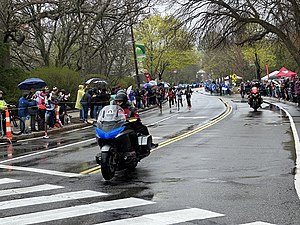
[242,42,276,74]
[135,15,197,80]
[29,67,81,105]
[0,68,29,104]
[116,76,135,89]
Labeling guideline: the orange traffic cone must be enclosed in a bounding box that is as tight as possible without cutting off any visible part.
[55,105,63,128]
[5,108,12,143]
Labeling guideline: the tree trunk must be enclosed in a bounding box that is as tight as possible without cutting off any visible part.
[0,31,11,70]
[254,52,261,80]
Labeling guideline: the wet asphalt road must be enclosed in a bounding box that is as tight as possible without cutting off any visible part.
[0,92,299,224]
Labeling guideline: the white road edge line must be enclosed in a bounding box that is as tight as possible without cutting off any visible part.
[0,138,96,164]
[265,102,300,200]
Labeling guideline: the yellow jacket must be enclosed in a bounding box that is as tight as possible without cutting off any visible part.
[75,85,85,110]
[0,99,7,111]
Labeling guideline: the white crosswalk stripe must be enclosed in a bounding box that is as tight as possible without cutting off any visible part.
[94,208,224,225]
[0,190,107,210]
[0,184,64,197]
[0,178,21,185]
[0,197,155,225]
[0,178,276,225]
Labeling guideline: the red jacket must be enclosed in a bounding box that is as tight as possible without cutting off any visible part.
[38,92,46,110]
[123,107,140,120]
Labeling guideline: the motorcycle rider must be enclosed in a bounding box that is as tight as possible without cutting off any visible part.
[113,90,158,148]
[248,82,263,107]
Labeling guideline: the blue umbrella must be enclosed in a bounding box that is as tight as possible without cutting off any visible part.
[18,78,47,90]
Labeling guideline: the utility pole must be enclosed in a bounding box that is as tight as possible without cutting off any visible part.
[130,24,141,88]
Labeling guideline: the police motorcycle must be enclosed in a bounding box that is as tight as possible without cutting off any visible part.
[93,104,152,180]
[248,87,262,111]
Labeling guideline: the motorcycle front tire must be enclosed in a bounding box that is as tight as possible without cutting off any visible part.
[101,151,116,180]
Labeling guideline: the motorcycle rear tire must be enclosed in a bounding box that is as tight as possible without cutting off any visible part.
[101,152,116,180]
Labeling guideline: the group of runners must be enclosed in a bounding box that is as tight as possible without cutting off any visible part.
[166,86,193,112]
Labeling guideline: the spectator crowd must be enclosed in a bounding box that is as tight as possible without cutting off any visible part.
[239,77,300,105]
[0,82,195,138]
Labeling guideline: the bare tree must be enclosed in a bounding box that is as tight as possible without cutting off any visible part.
[1,0,154,79]
[174,0,300,69]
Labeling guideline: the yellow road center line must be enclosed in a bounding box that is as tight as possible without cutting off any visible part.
[80,165,101,174]
[89,169,100,174]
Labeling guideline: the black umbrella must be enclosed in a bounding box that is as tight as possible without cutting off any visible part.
[18,78,47,90]
[85,78,108,85]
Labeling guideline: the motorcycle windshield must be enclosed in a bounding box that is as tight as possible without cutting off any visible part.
[97,105,126,123]
[96,105,126,138]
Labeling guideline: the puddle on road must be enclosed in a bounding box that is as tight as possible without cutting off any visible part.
[282,131,296,170]
[164,125,196,139]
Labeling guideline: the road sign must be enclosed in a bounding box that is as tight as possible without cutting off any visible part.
[232,73,237,82]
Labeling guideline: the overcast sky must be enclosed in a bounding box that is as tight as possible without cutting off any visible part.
[153,1,180,16]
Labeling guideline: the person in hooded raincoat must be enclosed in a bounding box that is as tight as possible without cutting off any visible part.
[0,90,7,135]
[75,85,85,120]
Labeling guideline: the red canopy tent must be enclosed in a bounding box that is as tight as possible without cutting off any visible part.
[276,67,297,78]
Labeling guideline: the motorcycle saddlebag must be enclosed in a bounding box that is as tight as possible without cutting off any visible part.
[138,135,152,150]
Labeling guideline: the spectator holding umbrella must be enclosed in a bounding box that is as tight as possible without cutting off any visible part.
[17,78,47,131]
[18,94,35,133]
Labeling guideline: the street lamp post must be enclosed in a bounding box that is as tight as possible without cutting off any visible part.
[130,24,141,88]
